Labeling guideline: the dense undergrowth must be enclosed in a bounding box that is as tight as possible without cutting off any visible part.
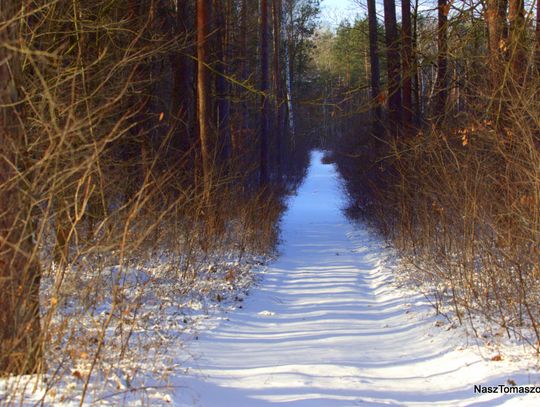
[0,0,314,404]
[330,88,540,351]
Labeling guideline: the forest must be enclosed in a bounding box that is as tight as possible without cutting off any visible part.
[321,0,540,348]
[0,0,539,405]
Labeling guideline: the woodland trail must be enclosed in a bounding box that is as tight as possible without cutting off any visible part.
[175,151,535,407]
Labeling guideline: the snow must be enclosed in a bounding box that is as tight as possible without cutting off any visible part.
[0,253,265,406]
[173,151,539,406]
[2,151,538,406]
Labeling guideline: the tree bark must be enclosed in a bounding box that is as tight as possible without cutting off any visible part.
[236,0,249,158]
[0,1,43,375]
[197,0,214,202]
[383,0,402,132]
[272,0,284,179]
[401,0,413,129]
[367,0,382,133]
[214,0,231,162]
[172,0,194,151]
[485,0,508,124]
[508,0,526,85]
[486,0,508,86]
[284,2,295,137]
[536,0,540,71]
[412,0,421,122]
[436,0,448,118]
[260,0,270,185]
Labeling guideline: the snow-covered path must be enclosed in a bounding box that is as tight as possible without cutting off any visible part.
[176,151,537,406]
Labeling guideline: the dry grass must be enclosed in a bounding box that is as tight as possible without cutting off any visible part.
[0,1,293,404]
[333,39,540,350]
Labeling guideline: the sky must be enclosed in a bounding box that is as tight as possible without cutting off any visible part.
[320,0,361,28]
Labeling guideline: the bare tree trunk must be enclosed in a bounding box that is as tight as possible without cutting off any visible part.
[367,0,382,133]
[284,3,295,138]
[0,2,43,375]
[197,0,214,202]
[486,0,508,85]
[260,0,270,185]
[436,0,448,118]
[401,0,413,130]
[536,0,540,71]
[272,0,284,179]
[383,0,402,132]
[508,0,526,85]
[412,0,421,123]
[214,0,231,162]
[486,0,508,124]
[172,1,194,151]
[236,0,249,160]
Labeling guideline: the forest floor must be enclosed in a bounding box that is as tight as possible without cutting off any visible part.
[173,151,539,407]
[3,152,539,406]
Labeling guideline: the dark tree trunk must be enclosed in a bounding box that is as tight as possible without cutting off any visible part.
[436,0,448,118]
[214,0,231,162]
[486,0,508,86]
[401,0,413,130]
[272,0,284,179]
[0,1,43,375]
[412,0,421,123]
[536,0,540,71]
[383,0,402,132]
[284,1,295,138]
[197,0,215,201]
[508,0,526,85]
[367,0,382,133]
[485,0,508,123]
[172,1,194,152]
[234,0,249,160]
[260,0,270,185]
